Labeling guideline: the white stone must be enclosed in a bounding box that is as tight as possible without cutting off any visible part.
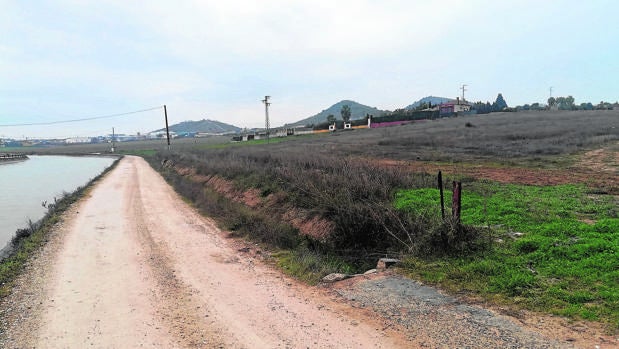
[322,273,349,283]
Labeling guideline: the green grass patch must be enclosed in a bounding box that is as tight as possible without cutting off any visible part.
[188,136,293,151]
[273,248,356,285]
[395,183,619,327]
[120,149,157,157]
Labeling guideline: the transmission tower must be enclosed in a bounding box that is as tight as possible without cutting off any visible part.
[262,96,271,143]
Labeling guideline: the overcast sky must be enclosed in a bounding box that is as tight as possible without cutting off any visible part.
[1,0,618,138]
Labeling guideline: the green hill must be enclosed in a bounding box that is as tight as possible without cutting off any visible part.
[290,100,387,127]
[154,119,241,134]
[405,96,455,110]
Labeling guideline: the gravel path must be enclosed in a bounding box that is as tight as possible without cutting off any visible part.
[329,272,618,348]
[332,274,562,348]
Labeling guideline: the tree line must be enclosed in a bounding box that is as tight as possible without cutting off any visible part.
[318,93,616,128]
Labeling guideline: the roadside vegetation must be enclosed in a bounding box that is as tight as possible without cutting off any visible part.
[142,110,618,328]
[146,149,485,283]
[0,157,121,297]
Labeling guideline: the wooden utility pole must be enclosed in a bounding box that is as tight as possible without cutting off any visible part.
[164,105,171,150]
[438,171,445,220]
[452,181,462,224]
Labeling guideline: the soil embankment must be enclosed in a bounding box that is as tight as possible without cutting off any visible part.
[1,156,614,348]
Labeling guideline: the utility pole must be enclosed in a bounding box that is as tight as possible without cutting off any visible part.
[262,96,271,143]
[460,84,467,103]
[549,86,553,98]
[164,105,171,150]
[111,127,115,153]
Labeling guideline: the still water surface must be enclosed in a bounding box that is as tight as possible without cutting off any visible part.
[0,155,116,250]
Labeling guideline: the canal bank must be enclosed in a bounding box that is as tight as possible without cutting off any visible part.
[0,156,120,298]
[0,155,118,251]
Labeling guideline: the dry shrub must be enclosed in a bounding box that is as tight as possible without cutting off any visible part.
[149,147,488,257]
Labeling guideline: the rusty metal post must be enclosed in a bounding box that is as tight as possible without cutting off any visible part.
[438,171,445,220]
[452,181,462,224]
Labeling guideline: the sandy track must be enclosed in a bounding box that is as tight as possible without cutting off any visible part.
[5,156,407,348]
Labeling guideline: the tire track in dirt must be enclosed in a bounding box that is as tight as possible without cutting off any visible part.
[126,160,229,348]
[129,155,408,348]
[29,158,179,348]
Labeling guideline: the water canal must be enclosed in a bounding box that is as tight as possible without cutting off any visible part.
[0,155,117,251]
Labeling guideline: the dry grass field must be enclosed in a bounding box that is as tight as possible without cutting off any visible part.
[270,109,618,163]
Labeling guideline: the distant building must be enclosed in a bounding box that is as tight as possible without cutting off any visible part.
[148,131,177,139]
[439,97,471,115]
[65,137,93,144]
[292,127,314,136]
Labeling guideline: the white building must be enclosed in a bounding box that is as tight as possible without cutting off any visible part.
[65,137,93,144]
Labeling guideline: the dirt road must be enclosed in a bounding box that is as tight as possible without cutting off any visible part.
[1,156,615,348]
[1,156,408,348]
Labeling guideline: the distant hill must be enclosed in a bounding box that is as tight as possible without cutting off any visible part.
[154,119,241,134]
[290,100,387,127]
[405,96,455,110]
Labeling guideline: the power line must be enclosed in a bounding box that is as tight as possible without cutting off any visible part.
[0,106,163,127]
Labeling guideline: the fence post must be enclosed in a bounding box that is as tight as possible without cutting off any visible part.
[452,181,462,224]
[438,171,445,220]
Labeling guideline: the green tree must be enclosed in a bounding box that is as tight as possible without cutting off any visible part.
[565,95,575,110]
[550,96,577,110]
[327,114,336,124]
[340,105,351,122]
[493,93,508,111]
